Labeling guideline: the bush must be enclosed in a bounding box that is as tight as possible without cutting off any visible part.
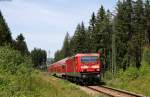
[0,46,32,97]
[142,47,150,65]
[104,71,114,80]
[123,66,139,81]
[140,64,150,76]
[0,46,31,74]
[140,47,150,76]
[0,46,92,97]
[104,46,150,96]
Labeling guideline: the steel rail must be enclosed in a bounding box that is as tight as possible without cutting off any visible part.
[86,85,145,97]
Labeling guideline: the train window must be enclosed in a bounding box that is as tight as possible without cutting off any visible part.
[81,56,98,62]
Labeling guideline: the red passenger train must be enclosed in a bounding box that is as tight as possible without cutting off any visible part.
[48,53,102,84]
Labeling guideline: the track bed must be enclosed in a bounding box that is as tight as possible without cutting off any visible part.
[86,85,145,97]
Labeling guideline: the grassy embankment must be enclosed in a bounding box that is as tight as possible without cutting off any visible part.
[0,46,104,97]
[104,47,150,97]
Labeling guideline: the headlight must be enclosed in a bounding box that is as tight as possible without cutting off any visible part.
[95,68,100,71]
[97,74,100,77]
[82,75,86,78]
[81,65,88,69]
[96,68,100,71]
[92,65,99,68]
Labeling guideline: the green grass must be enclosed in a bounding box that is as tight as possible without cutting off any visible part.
[31,71,93,97]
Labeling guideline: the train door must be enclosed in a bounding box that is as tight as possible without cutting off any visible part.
[75,57,79,72]
[73,57,76,74]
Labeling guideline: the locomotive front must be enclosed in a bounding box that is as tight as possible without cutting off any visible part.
[77,54,101,83]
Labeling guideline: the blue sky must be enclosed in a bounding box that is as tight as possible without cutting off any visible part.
[0,0,116,58]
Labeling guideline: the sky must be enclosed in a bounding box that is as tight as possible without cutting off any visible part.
[0,0,116,58]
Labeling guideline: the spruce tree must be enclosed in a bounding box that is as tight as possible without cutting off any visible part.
[95,5,106,52]
[144,0,150,45]
[69,37,75,55]
[31,48,47,70]
[125,0,133,69]
[89,12,96,33]
[103,10,112,71]
[15,34,29,55]
[115,0,133,70]
[54,50,64,62]
[62,32,71,57]
[71,22,88,54]
[131,0,145,68]
[88,12,97,52]
[0,10,12,45]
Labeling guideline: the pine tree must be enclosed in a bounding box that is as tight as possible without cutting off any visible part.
[62,32,71,57]
[131,0,145,68]
[31,48,47,70]
[54,50,64,62]
[70,37,75,55]
[103,10,112,71]
[71,22,88,54]
[80,22,88,53]
[94,5,106,52]
[114,0,133,70]
[88,12,97,52]
[0,10,12,45]
[15,34,29,55]
[89,12,96,33]
[125,0,133,69]
[144,0,150,45]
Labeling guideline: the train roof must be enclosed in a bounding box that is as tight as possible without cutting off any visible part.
[75,53,99,57]
[50,57,71,66]
[49,53,99,67]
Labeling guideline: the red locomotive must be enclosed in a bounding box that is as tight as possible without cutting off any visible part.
[48,53,102,84]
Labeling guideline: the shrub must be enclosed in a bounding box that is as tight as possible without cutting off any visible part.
[0,46,31,97]
[140,64,150,76]
[0,46,31,74]
[104,71,114,80]
[0,46,92,97]
[123,66,139,81]
[142,47,150,65]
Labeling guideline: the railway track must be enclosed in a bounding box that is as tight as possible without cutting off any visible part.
[53,76,146,97]
[86,85,145,97]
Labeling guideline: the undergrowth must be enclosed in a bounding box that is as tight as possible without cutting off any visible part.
[0,46,94,97]
[104,47,150,97]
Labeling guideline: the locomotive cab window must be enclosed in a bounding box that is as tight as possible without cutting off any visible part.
[81,56,98,62]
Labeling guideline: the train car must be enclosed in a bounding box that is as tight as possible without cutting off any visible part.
[48,53,101,84]
[48,58,68,77]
